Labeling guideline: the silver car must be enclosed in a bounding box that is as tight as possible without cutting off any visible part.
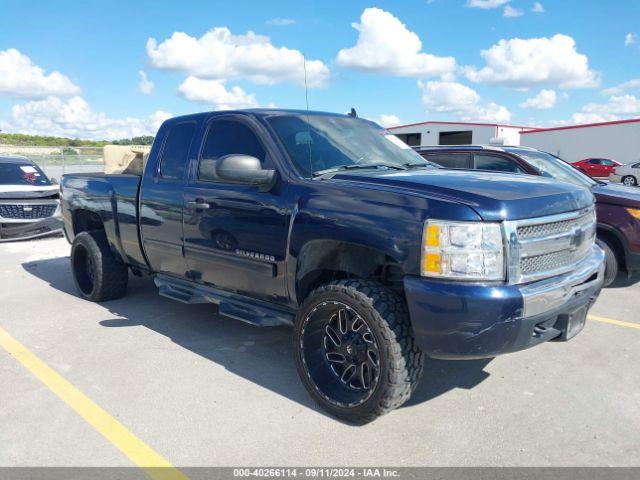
[609,161,640,187]
[0,155,63,241]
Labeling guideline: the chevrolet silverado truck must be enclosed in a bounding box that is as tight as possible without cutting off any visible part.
[61,109,605,423]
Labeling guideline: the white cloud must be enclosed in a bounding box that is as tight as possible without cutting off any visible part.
[335,8,456,78]
[0,48,81,99]
[602,78,640,95]
[465,34,599,89]
[418,81,511,123]
[465,0,509,9]
[377,114,401,127]
[625,33,637,46]
[519,89,557,109]
[532,2,545,13]
[178,76,259,110]
[7,96,171,140]
[138,70,154,95]
[570,95,640,124]
[503,5,524,18]
[146,28,329,87]
[266,18,295,26]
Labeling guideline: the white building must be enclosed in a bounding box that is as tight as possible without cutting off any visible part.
[387,121,533,147]
[519,118,640,164]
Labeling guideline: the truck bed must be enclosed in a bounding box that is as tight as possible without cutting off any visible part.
[60,173,148,269]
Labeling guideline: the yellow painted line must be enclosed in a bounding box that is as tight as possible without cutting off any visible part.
[0,325,188,480]
[588,314,640,331]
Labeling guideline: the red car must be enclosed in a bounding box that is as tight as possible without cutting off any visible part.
[571,158,622,177]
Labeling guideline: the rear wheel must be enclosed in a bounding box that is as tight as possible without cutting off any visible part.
[622,176,637,187]
[596,238,619,287]
[71,231,128,302]
[293,279,423,424]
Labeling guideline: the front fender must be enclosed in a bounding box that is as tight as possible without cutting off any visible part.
[284,180,480,304]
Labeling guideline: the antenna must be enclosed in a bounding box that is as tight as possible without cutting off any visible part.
[303,54,313,178]
[303,55,310,112]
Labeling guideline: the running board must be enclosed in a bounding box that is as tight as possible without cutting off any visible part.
[154,274,294,327]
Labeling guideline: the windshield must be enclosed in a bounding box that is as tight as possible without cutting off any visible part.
[266,114,433,177]
[0,162,51,186]
[505,148,597,188]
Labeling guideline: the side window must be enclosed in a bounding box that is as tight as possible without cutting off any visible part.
[633,162,640,169]
[199,120,267,182]
[425,153,471,169]
[601,160,615,166]
[474,154,523,173]
[158,122,196,179]
[588,159,602,165]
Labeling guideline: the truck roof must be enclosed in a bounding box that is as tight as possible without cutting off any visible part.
[165,108,355,124]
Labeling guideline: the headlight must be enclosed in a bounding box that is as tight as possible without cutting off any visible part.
[627,208,640,220]
[421,220,505,280]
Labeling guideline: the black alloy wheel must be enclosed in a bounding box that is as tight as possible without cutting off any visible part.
[301,301,381,407]
[293,280,424,424]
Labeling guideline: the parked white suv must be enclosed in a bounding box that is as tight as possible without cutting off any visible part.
[610,162,640,187]
[0,155,62,241]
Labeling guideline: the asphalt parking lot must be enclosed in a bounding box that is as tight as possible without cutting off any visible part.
[1,236,640,469]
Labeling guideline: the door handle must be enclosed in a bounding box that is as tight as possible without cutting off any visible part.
[186,200,213,210]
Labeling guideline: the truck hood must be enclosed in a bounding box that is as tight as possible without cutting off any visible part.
[592,183,640,209]
[0,184,59,199]
[332,169,594,221]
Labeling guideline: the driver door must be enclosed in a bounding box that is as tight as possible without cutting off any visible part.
[182,116,289,303]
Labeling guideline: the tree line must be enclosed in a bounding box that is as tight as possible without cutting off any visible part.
[0,133,154,147]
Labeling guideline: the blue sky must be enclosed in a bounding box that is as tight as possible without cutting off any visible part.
[1,0,639,139]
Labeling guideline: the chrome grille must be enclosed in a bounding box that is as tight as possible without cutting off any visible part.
[0,204,57,220]
[520,247,590,275]
[517,212,595,241]
[505,207,597,284]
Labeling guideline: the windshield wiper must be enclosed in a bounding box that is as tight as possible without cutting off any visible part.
[313,163,407,177]
[403,162,436,169]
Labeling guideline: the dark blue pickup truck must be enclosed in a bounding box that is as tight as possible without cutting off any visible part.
[61,109,605,423]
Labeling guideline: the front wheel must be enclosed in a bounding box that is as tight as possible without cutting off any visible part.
[596,238,619,287]
[622,176,638,187]
[293,280,423,424]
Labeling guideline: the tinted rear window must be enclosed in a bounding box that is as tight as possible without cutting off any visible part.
[159,122,196,179]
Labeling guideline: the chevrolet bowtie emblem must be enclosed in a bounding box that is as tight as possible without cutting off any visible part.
[569,227,585,251]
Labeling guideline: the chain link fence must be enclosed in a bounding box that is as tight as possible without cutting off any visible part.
[0,145,104,180]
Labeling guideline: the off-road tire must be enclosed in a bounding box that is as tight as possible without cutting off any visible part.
[293,279,423,424]
[596,238,619,287]
[71,230,128,302]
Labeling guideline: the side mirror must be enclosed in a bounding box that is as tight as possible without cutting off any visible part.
[50,177,59,185]
[216,154,275,189]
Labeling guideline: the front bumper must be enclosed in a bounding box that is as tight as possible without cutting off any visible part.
[0,200,63,242]
[0,216,63,241]
[404,245,605,359]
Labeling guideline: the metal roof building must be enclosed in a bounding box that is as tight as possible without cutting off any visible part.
[387,121,534,147]
[519,118,640,164]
